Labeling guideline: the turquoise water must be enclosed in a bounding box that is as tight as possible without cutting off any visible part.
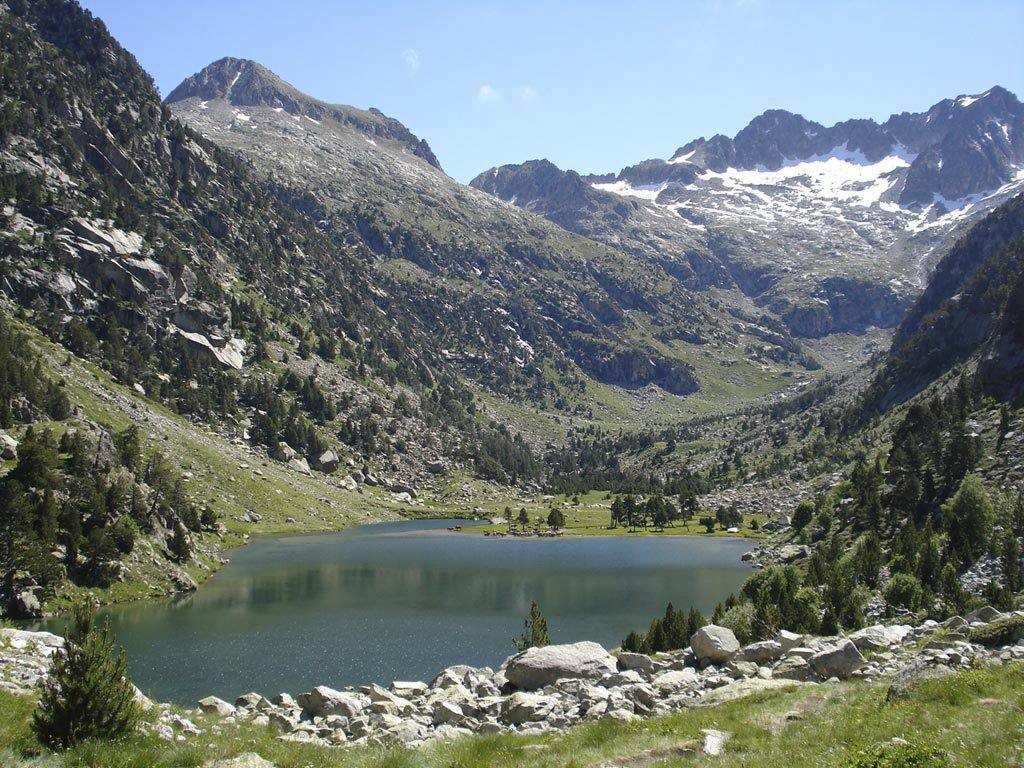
[42,519,752,704]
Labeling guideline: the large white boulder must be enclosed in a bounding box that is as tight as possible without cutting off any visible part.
[810,640,866,679]
[848,624,912,651]
[690,625,740,663]
[741,640,784,663]
[297,686,364,718]
[197,696,236,717]
[504,641,617,690]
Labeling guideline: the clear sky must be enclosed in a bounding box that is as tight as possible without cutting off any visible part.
[80,0,1024,183]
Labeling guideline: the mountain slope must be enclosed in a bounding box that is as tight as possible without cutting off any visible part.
[0,0,547,490]
[866,192,1024,408]
[168,58,830,417]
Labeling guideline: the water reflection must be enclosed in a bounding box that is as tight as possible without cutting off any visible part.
[40,519,752,703]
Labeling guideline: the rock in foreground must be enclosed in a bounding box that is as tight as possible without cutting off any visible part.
[504,641,617,690]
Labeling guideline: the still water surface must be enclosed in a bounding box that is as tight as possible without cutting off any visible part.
[43,519,752,703]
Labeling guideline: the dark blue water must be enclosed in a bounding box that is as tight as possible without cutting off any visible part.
[43,519,752,704]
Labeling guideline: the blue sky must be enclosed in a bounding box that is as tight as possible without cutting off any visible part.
[81,0,1024,183]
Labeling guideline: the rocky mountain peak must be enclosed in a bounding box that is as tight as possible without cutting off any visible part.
[166,57,443,170]
[163,56,273,104]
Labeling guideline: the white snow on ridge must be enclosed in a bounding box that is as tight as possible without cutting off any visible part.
[668,149,696,165]
[591,180,666,201]
[908,167,1024,234]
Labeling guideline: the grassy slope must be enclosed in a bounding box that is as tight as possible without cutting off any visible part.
[1,663,1020,767]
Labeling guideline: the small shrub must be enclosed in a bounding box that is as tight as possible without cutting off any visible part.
[969,614,1024,647]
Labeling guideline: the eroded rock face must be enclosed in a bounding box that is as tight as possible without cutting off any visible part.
[504,642,617,690]
[690,625,740,664]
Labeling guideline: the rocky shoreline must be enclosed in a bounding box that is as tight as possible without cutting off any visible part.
[3,608,1023,752]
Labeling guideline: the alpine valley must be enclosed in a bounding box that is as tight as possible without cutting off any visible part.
[2,1,1024,766]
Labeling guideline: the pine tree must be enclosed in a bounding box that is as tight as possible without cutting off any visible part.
[34,602,141,749]
[169,521,191,562]
[942,474,994,564]
[1001,531,1022,593]
[514,600,551,650]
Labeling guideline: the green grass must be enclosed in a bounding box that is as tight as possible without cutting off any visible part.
[1,663,1020,767]
[459,490,768,539]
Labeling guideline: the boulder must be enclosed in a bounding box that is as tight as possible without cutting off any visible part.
[273,442,297,462]
[287,457,311,475]
[741,640,784,664]
[848,624,912,651]
[385,719,429,746]
[11,586,43,619]
[297,686,364,718]
[431,700,464,725]
[778,544,810,563]
[651,668,699,692]
[390,680,428,697]
[504,642,617,690]
[965,605,1004,624]
[809,640,866,680]
[886,657,955,701]
[0,433,17,460]
[501,692,557,724]
[777,629,804,652]
[772,656,811,681]
[271,692,297,708]
[690,625,740,664]
[198,696,236,717]
[317,450,340,473]
[702,728,732,756]
[616,651,655,672]
[234,692,270,710]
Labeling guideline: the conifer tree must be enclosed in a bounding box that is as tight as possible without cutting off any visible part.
[514,600,551,650]
[34,602,141,749]
[169,521,191,562]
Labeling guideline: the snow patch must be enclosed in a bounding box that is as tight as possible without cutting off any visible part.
[591,180,666,201]
[669,149,696,165]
